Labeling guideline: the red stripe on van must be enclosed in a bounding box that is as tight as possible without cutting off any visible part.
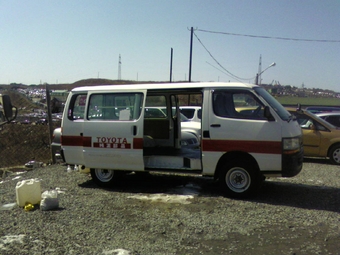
[62,136,144,149]
[133,138,143,149]
[202,140,282,154]
[83,137,92,147]
[61,136,92,147]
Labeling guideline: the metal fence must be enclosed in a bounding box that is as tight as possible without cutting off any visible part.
[0,123,60,169]
[0,87,63,171]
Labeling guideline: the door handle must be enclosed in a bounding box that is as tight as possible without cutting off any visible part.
[133,126,137,135]
[210,124,221,127]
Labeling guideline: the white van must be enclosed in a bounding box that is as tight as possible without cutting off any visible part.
[60,82,303,198]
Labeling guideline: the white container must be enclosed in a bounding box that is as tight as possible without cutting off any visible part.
[16,179,41,207]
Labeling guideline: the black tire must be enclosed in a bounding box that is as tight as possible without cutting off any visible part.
[329,145,340,165]
[219,161,261,198]
[90,168,123,187]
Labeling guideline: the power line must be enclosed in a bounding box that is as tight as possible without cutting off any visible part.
[193,31,255,81]
[197,28,340,43]
[206,62,243,82]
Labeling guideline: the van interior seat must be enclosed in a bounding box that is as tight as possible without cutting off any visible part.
[143,135,156,147]
[144,119,169,140]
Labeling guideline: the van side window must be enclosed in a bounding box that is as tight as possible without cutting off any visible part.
[180,109,195,119]
[213,90,265,120]
[144,96,167,118]
[87,93,143,121]
[67,94,87,120]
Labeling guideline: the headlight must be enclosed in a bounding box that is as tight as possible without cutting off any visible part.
[283,137,301,154]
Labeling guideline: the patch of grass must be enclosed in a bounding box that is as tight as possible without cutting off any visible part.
[275,96,340,106]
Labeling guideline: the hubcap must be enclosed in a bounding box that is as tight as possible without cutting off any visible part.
[226,167,251,193]
[95,169,114,182]
[332,148,340,163]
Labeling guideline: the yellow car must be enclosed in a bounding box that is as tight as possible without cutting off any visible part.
[286,106,340,165]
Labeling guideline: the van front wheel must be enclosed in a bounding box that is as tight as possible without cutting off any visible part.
[91,168,116,187]
[219,162,260,198]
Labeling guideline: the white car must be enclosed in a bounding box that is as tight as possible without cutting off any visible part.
[180,106,201,122]
[145,107,201,140]
[179,106,201,139]
[180,114,201,140]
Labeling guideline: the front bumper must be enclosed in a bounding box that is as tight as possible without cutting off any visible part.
[281,147,304,177]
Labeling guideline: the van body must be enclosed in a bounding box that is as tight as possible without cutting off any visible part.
[60,82,303,198]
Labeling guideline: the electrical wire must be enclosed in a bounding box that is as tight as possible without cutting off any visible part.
[197,28,340,43]
[193,31,255,81]
[205,62,247,83]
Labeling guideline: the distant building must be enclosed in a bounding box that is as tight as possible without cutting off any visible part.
[50,90,69,113]
[50,90,69,102]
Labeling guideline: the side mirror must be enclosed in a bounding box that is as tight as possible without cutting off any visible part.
[296,103,301,111]
[0,110,4,122]
[264,106,275,121]
[0,94,17,123]
[2,95,13,119]
[296,103,303,114]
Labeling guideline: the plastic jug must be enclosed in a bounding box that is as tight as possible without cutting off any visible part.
[16,179,41,207]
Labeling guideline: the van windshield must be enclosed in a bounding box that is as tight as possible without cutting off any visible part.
[254,87,291,121]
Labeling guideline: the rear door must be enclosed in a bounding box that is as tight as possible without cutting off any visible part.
[61,92,88,165]
[82,90,146,170]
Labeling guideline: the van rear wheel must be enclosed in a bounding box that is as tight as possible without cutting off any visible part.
[91,168,117,187]
[219,161,260,198]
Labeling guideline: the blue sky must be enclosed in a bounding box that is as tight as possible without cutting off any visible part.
[1,1,340,92]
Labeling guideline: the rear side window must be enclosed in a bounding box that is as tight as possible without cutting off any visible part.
[87,93,144,121]
[180,108,202,121]
[213,90,265,120]
[324,115,340,127]
[67,94,87,120]
[181,109,195,119]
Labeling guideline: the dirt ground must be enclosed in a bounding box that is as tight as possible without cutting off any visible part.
[1,158,340,254]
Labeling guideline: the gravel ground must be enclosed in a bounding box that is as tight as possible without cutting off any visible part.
[0,159,339,255]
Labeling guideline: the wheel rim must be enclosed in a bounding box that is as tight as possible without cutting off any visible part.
[332,148,340,163]
[225,167,251,193]
[94,169,114,182]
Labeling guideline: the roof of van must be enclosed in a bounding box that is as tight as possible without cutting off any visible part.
[71,82,258,92]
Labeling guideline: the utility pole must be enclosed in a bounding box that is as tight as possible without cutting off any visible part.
[188,27,193,82]
[45,84,55,163]
[170,48,173,82]
[257,55,262,85]
[118,54,122,80]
